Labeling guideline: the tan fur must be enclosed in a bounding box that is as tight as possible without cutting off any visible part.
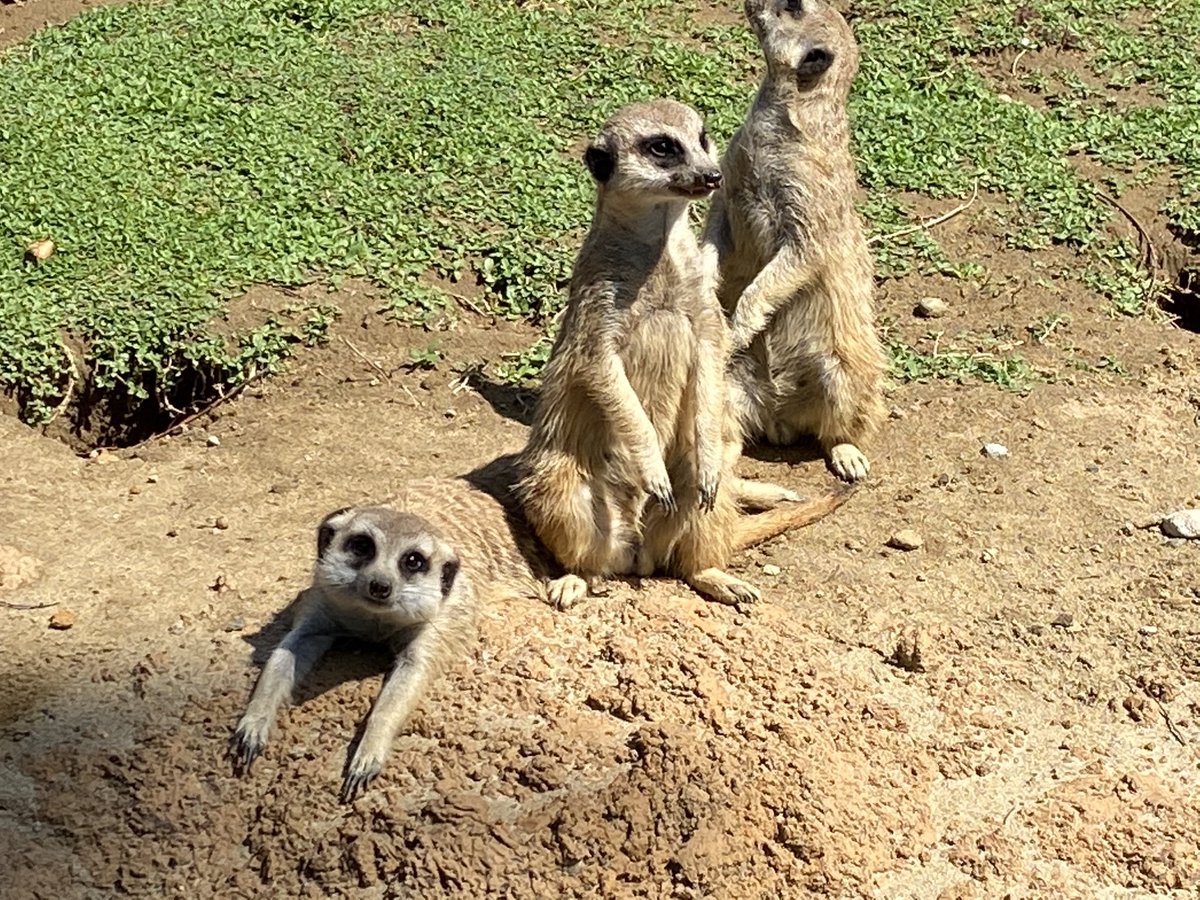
[231,471,552,800]
[703,0,887,482]
[517,99,848,607]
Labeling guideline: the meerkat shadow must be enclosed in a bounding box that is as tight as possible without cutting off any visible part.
[241,589,309,665]
[240,587,395,704]
[473,376,536,428]
[742,435,825,468]
[291,642,394,708]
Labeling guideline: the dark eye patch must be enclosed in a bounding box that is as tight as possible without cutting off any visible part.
[343,533,375,561]
[640,135,684,162]
[401,550,429,575]
[700,129,712,151]
[782,0,804,14]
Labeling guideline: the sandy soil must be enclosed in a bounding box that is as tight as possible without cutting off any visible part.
[2,2,1200,898]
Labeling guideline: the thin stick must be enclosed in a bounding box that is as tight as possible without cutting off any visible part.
[868,180,980,246]
[451,292,491,319]
[1156,699,1186,746]
[163,368,259,435]
[339,336,391,381]
[1011,48,1028,77]
[44,339,78,426]
[0,600,58,611]
[1095,189,1160,271]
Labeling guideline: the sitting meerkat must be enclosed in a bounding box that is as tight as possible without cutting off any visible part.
[518,99,850,607]
[231,473,552,801]
[703,0,886,482]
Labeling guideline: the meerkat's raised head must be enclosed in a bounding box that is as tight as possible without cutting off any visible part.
[314,506,460,626]
[583,99,723,204]
[744,0,858,99]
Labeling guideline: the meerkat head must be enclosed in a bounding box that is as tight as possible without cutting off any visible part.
[583,99,722,204]
[313,507,461,623]
[744,0,859,96]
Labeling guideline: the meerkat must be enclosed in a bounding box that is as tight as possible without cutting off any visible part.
[703,0,887,482]
[517,99,850,607]
[231,473,553,801]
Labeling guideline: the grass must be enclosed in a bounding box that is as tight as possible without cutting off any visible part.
[1,0,1197,429]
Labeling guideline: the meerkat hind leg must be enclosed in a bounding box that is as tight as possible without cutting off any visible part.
[686,568,761,606]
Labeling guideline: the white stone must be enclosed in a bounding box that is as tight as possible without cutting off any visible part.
[762,564,782,577]
[982,442,1009,459]
[1161,510,1200,539]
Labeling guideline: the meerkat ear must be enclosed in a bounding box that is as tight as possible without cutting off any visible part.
[317,507,353,558]
[584,142,615,183]
[439,557,460,598]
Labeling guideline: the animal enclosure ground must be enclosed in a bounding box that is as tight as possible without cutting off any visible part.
[2,0,1199,897]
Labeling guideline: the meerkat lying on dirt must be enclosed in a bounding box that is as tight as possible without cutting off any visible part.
[703,0,886,482]
[518,99,851,607]
[231,474,551,801]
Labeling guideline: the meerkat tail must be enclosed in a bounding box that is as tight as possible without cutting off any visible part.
[732,485,856,551]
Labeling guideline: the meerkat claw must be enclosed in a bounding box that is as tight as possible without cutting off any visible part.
[698,478,719,513]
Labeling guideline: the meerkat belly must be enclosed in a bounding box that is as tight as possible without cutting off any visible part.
[622,307,694,446]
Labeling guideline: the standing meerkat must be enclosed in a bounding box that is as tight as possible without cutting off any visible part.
[517,99,851,608]
[231,473,553,801]
[704,0,886,482]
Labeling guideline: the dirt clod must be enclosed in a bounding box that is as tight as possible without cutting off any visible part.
[888,529,924,551]
[48,609,75,629]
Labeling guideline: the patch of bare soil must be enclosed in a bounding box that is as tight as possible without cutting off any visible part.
[3,3,1200,898]
[1,255,1198,897]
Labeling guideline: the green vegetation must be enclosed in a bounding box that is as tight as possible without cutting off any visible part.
[1,0,1196,428]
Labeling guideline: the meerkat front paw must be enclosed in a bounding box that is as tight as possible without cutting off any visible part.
[342,744,388,803]
[230,716,270,772]
[697,473,720,513]
[548,574,589,610]
[640,455,676,514]
[828,443,870,482]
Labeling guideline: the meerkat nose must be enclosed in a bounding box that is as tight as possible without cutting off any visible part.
[703,170,723,190]
[367,578,392,601]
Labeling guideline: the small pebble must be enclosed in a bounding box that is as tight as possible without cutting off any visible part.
[762,564,782,577]
[981,442,1009,459]
[980,547,998,563]
[1051,612,1074,628]
[223,617,245,633]
[888,406,907,420]
[887,529,924,551]
[48,609,75,630]
[214,517,230,531]
[128,485,141,495]
[915,297,949,318]
[25,238,55,263]
[147,473,159,484]
[206,434,221,447]
[1160,509,1200,539]
[443,409,457,420]
[1139,624,1158,636]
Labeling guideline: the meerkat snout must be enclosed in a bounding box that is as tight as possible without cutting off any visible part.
[366,576,392,602]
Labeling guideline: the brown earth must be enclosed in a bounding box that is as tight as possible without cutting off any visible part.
[3,2,1200,898]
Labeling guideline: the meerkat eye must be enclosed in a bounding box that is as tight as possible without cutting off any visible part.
[343,534,375,561]
[782,0,804,13]
[642,136,682,159]
[401,550,429,575]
